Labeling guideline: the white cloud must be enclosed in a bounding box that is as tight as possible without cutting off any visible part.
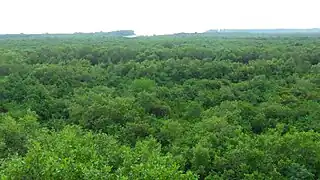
[0,0,319,35]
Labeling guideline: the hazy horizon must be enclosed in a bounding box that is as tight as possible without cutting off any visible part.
[1,0,319,35]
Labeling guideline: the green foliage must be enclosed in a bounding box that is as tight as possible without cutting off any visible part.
[1,34,319,179]
[0,111,39,158]
[1,126,195,179]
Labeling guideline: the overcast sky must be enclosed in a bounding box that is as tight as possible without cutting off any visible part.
[1,0,319,35]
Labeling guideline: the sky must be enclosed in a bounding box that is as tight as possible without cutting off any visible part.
[1,0,319,35]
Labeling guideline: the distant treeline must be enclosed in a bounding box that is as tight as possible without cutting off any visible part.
[0,30,135,39]
[2,29,320,39]
[206,28,320,33]
[172,29,320,37]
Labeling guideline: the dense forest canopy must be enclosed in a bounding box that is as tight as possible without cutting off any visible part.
[0,33,320,179]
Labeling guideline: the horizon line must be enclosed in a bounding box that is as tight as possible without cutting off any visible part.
[1,28,320,36]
